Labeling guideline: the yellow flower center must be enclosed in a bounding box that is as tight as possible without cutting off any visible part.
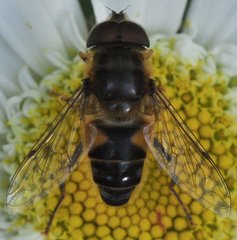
[6,37,237,240]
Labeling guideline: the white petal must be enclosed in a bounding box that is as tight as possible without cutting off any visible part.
[211,43,237,76]
[183,0,237,48]
[0,37,23,93]
[0,0,68,76]
[45,50,71,70]
[41,0,88,50]
[0,91,7,117]
[18,67,38,91]
[91,0,187,35]
[0,74,20,98]
[62,13,87,51]
[173,34,206,65]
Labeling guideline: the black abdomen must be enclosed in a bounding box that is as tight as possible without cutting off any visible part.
[88,121,146,206]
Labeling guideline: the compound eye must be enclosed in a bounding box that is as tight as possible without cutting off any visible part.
[87,21,119,48]
[120,21,150,48]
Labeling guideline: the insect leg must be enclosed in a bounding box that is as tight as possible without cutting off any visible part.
[44,182,66,235]
[169,180,194,226]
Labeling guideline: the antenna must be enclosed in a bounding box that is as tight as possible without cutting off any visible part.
[105,5,131,21]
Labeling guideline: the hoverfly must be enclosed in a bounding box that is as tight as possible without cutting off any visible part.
[7,10,230,222]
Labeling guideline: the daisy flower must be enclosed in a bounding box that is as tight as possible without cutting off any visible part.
[0,0,237,239]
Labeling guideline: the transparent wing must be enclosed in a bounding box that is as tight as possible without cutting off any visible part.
[7,87,95,213]
[144,86,231,216]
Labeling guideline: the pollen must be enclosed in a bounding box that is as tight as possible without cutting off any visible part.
[7,35,237,240]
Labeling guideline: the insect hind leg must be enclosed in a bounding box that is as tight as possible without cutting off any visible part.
[44,182,66,235]
[169,180,195,226]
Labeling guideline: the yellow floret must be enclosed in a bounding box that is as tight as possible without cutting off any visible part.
[141,191,150,200]
[165,86,176,99]
[102,236,114,240]
[69,202,83,215]
[135,198,145,208]
[212,141,226,155]
[131,214,140,225]
[117,208,127,217]
[139,218,151,232]
[159,196,168,205]
[95,213,108,225]
[139,207,149,218]
[184,104,199,117]
[199,125,213,138]
[151,225,164,238]
[200,139,211,150]
[69,215,83,228]
[186,117,200,131]
[202,210,215,222]
[46,196,58,210]
[174,217,188,231]
[61,195,72,207]
[84,197,96,208]
[82,209,96,221]
[168,194,178,206]
[128,225,140,238]
[121,216,131,228]
[127,205,137,215]
[198,109,212,124]
[79,162,90,173]
[155,205,166,215]
[52,226,63,237]
[108,216,120,228]
[166,205,177,218]
[181,92,193,103]
[96,226,111,238]
[80,179,91,190]
[95,203,107,214]
[71,229,83,240]
[57,207,69,219]
[161,186,170,196]
[152,181,161,191]
[179,230,194,240]
[218,154,234,170]
[65,181,77,194]
[148,211,157,224]
[171,98,182,110]
[147,199,156,210]
[82,223,96,237]
[87,187,98,197]
[162,216,172,228]
[74,190,87,202]
[139,231,152,240]
[71,170,83,182]
[190,201,203,215]
[164,231,178,240]
[107,206,117,216]
[192,214,203,225]
[179,192,192,205]
[113,227,127,240]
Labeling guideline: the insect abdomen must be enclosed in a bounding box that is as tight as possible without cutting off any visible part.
[88,121,146,206]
